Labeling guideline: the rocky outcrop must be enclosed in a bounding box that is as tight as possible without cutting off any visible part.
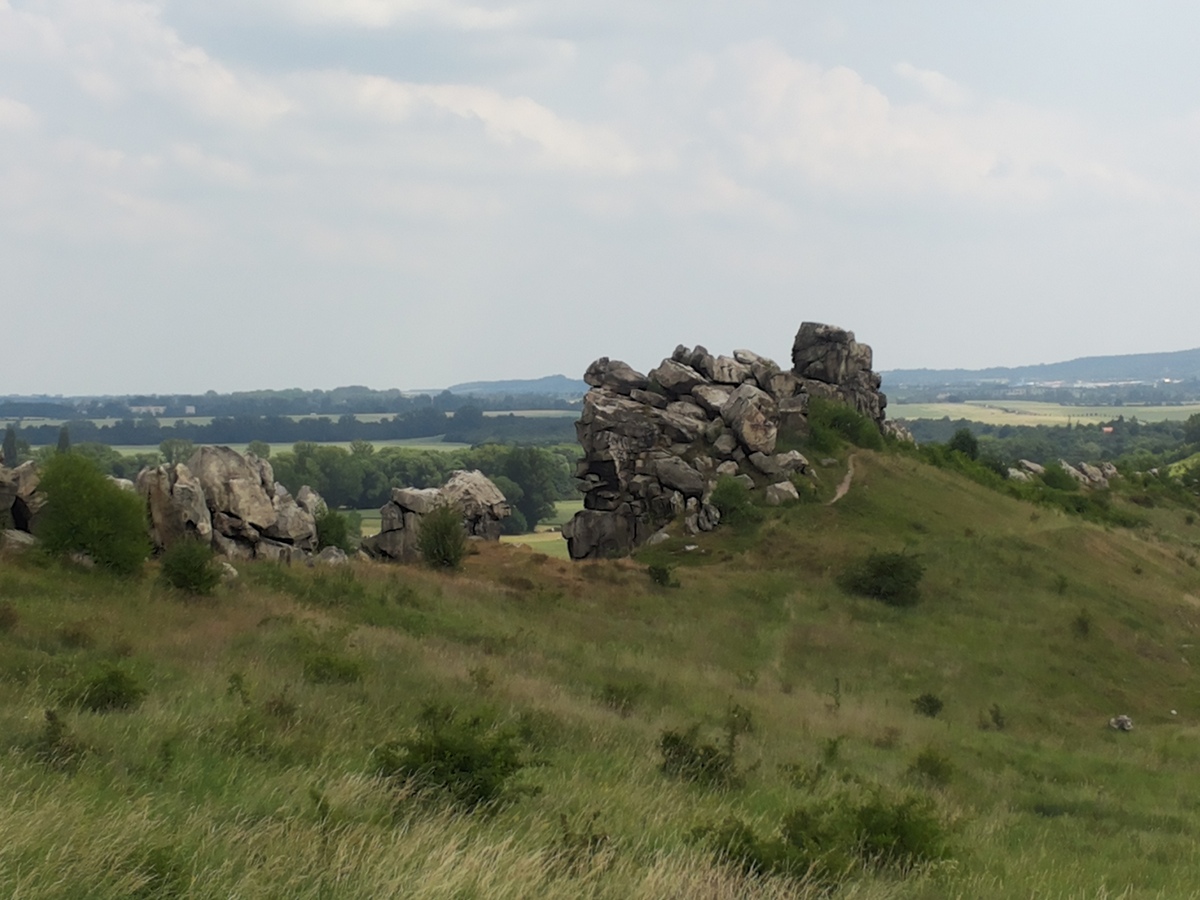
[6,462,44,532]
[792,323,886,425]
[565,322,885,560]
[362,469,511,563]
[137,446,321,560]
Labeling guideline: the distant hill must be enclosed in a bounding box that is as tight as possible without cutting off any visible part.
[447,375,588,396]
[884,347,1200,387]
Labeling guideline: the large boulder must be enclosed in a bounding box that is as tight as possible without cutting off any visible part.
[791,322,887,425]
[186,446,278,532]
[136,463,213,550]
[584,357,649,395]
[721,383,779,455]
[365,470,510,562]
[11,461,44,532]
[265,484,318,550]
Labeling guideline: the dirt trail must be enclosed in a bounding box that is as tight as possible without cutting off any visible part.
[827,454,857,505]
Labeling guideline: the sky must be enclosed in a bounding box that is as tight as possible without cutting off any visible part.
[3,0,1200,395]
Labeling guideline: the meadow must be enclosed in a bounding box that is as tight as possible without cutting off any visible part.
[889,400,1200,427]
[5,446,1200,897]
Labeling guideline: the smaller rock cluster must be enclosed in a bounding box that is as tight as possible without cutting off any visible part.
[138,446,327,563]
[361,469,511,563]
[1006,458,1119,489]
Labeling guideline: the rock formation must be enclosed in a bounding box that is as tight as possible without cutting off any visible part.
[137,446,321,561]
[362,469,511,563]
[563,322,886,560]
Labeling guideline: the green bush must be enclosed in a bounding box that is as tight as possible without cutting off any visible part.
[159,539,221,596]
[911,693,944,718]
[696,786,950,884]
[1040,463,1080,492]
[315,507,357,554]
[37,454,149,576]
[302,650,364,685]
[418,503,467,570]
[372,705,530,810]
[62,665,146,712]
[908,746,954,786]
[840,551,925,607]
[947,428,979,460]
[807,397,884,451]
[709,476,763,528]
[648,563,679,588]
[660,705,752,789]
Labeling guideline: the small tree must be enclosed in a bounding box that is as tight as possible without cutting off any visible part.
[56,426,71,455]
[2,426,17,466]
[38,454,149,576]
[315,507,358,554]
[159,539,221,596]
[159,438,196,466]
[418,503,467,570]
[947,428,978,460]
[246,440,271,460]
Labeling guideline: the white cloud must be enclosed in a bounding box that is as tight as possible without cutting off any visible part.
[894,61,971,107]
[259,0,520,30]
[0,96,37,129]
[315,73,644,174]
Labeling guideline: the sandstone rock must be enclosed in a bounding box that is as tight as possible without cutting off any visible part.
[212,531,253,562]
[317,546,349,565]
[265,484,318,549]
[765,481,800,506]
[1007,468,1032,483]
[692,384,733,416]
[187,446,277,532]
[11,461,44,532]
[649,359,709,397]
[715,460,740,477]
[749,452,783,478]
[391,487,443,515]
[563,508,638,559]
[721,383,778,455]
[763,371,800,401]
[709,355,753,385]
[1077,462,1108,488]
[296,486,327,517]
[791,322,886,425]
[107,476,135,492]
[654,457,706,497]
[630,388,668,409]
[442,469,511,539]
[882,420,915,444]
[256,538,305,564]
[584,357,649,395]
[667,400,707,420]
[775,450,809,474]
[1059,461,1091,486]
[2,528,36,550]
[137,463,213,551]
[219,562,239,582]
[1019,459,1046,476]
[0,467,17,522]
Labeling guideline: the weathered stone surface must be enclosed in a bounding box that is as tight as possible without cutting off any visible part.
[255,538,306,564]
[187,446,277,531]
[11,461,44,532]
[1007,468,1032,483]
[791,322,886,425]
[584,357,649,395]
[1019,459,1046,476]
[709,355,752,385]
[391,487,442,515]
[1076,462,1109,488]
[649,359,709,396]
[0,467,17,523]
[765,481,800,506]
[882,420,915,444]
[2,528,36,550]
[367,470,510,562]
[1059,461,1091,486]
[316,546,349,565]
[137,463,213,551]
[692,384,733,416]
[108,476,135,492]
[265,484,317,549]
[565,323,889,560]
[721,383,778,455]
[654,457,706,497]
[296,485,327,517]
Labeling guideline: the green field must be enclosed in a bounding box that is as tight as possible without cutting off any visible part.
[890,400,1200,426]
[2,410,577,429]
[88,438,472,457]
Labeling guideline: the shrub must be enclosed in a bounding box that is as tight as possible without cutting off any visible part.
[840,551,925,607]
[696,786,950,884]
[947,428,978,460]
[911,693,944,718]
[315,507,357,554]
[807,397,884,451]
[710,476,763,527]
[302,650,364,685]
[1040,463,1080,492]
[62,665,146,712]
[648,563,679,588]
[418,503,467,570]
[37,453,149,576]
[660,705,751,789]
[908,747,954,786]
[372,705,530,810]
[159,539,221,596]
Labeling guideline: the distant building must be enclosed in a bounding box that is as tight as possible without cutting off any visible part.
[129,405,167,416]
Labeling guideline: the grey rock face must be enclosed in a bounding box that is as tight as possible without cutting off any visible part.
[137,463,214,551]
[791,322,887,425]
[364,469,510,562]
[585,357,649,395]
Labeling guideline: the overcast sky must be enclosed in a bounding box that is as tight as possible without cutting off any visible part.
[3,1,1200,395]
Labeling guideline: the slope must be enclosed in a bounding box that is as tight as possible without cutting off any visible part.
[2,449,1200,898]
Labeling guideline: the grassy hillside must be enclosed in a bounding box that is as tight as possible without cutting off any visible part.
[3,450,1200,898]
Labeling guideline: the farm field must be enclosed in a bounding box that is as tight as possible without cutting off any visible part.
[890,400,1200,427]
[92,438,473,457]
[1,410,576,429]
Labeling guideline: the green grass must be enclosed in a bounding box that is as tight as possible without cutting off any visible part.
[890,400,1200,426]
[3,449,1200,896]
